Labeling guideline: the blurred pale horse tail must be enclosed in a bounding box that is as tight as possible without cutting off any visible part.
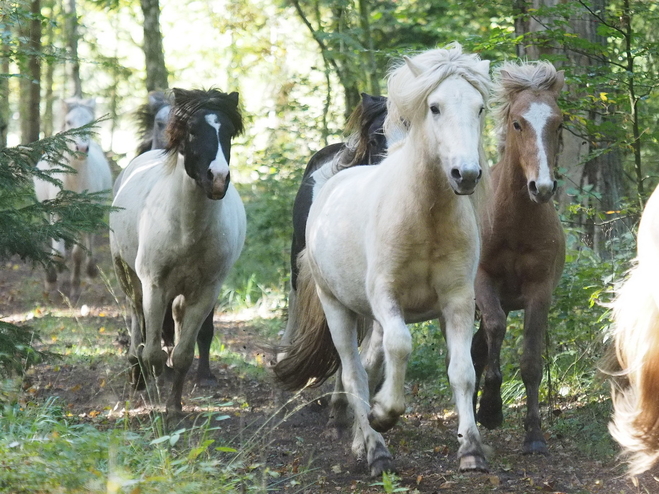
[608,186,659,476]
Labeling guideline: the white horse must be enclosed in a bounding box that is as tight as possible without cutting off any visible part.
[33,97,113,299]
[274,43,492,476]
[608,184,659,475]
[110,88,246,412]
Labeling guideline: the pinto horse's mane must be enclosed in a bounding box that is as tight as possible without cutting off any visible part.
[492,60,561,154]
[165,88,244,160]
[385,42,491,137]
[336,94,387,171]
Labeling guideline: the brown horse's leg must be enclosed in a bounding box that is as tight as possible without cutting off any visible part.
[520,298,550,455]
[471,321,488,408]
[475,280,507,430]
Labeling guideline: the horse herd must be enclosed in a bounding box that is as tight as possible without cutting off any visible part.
[30,43,659,478]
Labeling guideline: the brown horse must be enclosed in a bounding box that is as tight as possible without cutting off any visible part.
[471,61,565,455]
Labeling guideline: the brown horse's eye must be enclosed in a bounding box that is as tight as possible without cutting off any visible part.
[513,121,522,131]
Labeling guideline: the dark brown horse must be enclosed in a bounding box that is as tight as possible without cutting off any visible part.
[471,61,565,455]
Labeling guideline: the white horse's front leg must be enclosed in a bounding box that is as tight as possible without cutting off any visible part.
[442,289,488,472]
[369,294,411,433]
[318,289,392,477]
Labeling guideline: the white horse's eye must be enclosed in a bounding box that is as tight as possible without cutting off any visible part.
[430,105,440,115]
[479,107,485,116]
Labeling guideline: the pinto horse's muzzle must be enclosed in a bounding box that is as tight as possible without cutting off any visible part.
[204,169,231,200]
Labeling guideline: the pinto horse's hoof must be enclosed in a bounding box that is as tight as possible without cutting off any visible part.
[523,440,548,455]
[459,454,488,472]
[369,454,394,478]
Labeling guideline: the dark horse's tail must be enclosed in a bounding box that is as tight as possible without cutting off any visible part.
[273,249,340,391]
[606,258,659,476]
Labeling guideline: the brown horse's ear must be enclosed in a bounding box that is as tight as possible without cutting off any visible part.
[227,92,239,107]
[551,70,565,96]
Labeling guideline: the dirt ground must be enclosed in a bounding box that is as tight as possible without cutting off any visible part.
[2,242,658,494]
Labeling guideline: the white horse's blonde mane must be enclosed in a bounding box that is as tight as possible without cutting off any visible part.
[492,60,561,153]
[384,43,491,137]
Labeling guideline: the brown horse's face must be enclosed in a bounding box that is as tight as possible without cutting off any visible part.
[508,90,563,203]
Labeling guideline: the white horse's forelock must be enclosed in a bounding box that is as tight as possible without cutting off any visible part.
[384,43,491,137]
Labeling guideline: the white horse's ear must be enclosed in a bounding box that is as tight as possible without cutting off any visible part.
[82,98,96,110]
[476,60,490,78]
[499,69,511,81]
[551,70,565,95]
[404,56,423,77]
[227,92,239,106]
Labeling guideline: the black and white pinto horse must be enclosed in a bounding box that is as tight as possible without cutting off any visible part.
[33,97,113,299]
[127,90,217,386]
[110,88,246,412]
[282,93,388,348]
[279,92,389,436]
[275,44,491,476]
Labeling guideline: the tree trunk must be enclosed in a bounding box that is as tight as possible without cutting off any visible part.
[42,0,56,137]
[19,0,41,144]
[140,0,168,92]
[65,0,82,98]
[357,0,380,97]
[0,14,10,148]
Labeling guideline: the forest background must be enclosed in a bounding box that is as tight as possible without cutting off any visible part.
[1,0,659,492]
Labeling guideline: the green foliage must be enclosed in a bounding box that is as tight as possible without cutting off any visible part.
[0,399,265,493]
[0,322,48,379]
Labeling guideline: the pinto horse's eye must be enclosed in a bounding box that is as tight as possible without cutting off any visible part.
[430,105,440,115]
[513,121,522,131]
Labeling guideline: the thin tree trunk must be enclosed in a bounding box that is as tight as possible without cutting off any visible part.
[0,13,10,148]
[65,0,82,98]
[140,0,168,92]
[42,0,55,137]
[19,0,41,144]
[358,0,379,96]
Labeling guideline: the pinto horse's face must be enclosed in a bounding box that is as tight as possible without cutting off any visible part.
[183,109,237,200]
[506,74,564,203]
[426,75,486,195]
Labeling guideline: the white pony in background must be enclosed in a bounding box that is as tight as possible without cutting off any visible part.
[274,43,491,477]
[33,97,112,299]
[608,184,659,476]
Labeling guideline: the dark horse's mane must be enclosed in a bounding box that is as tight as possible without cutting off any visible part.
[336,94,387,171]
[165,88,244,156]
[134,90,171,155]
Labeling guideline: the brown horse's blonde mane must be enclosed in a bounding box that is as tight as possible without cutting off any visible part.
[492,60,561,154]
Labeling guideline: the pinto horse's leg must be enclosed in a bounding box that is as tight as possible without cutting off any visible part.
[168,294,216,412]
[319,289,392,477]
[474,275,507,430]
[195,308,216,386]
[442,290,488,472]
[520,295,551,455]
[141,284,168,391]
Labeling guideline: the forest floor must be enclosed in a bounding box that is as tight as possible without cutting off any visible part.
[1,237,658,494]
